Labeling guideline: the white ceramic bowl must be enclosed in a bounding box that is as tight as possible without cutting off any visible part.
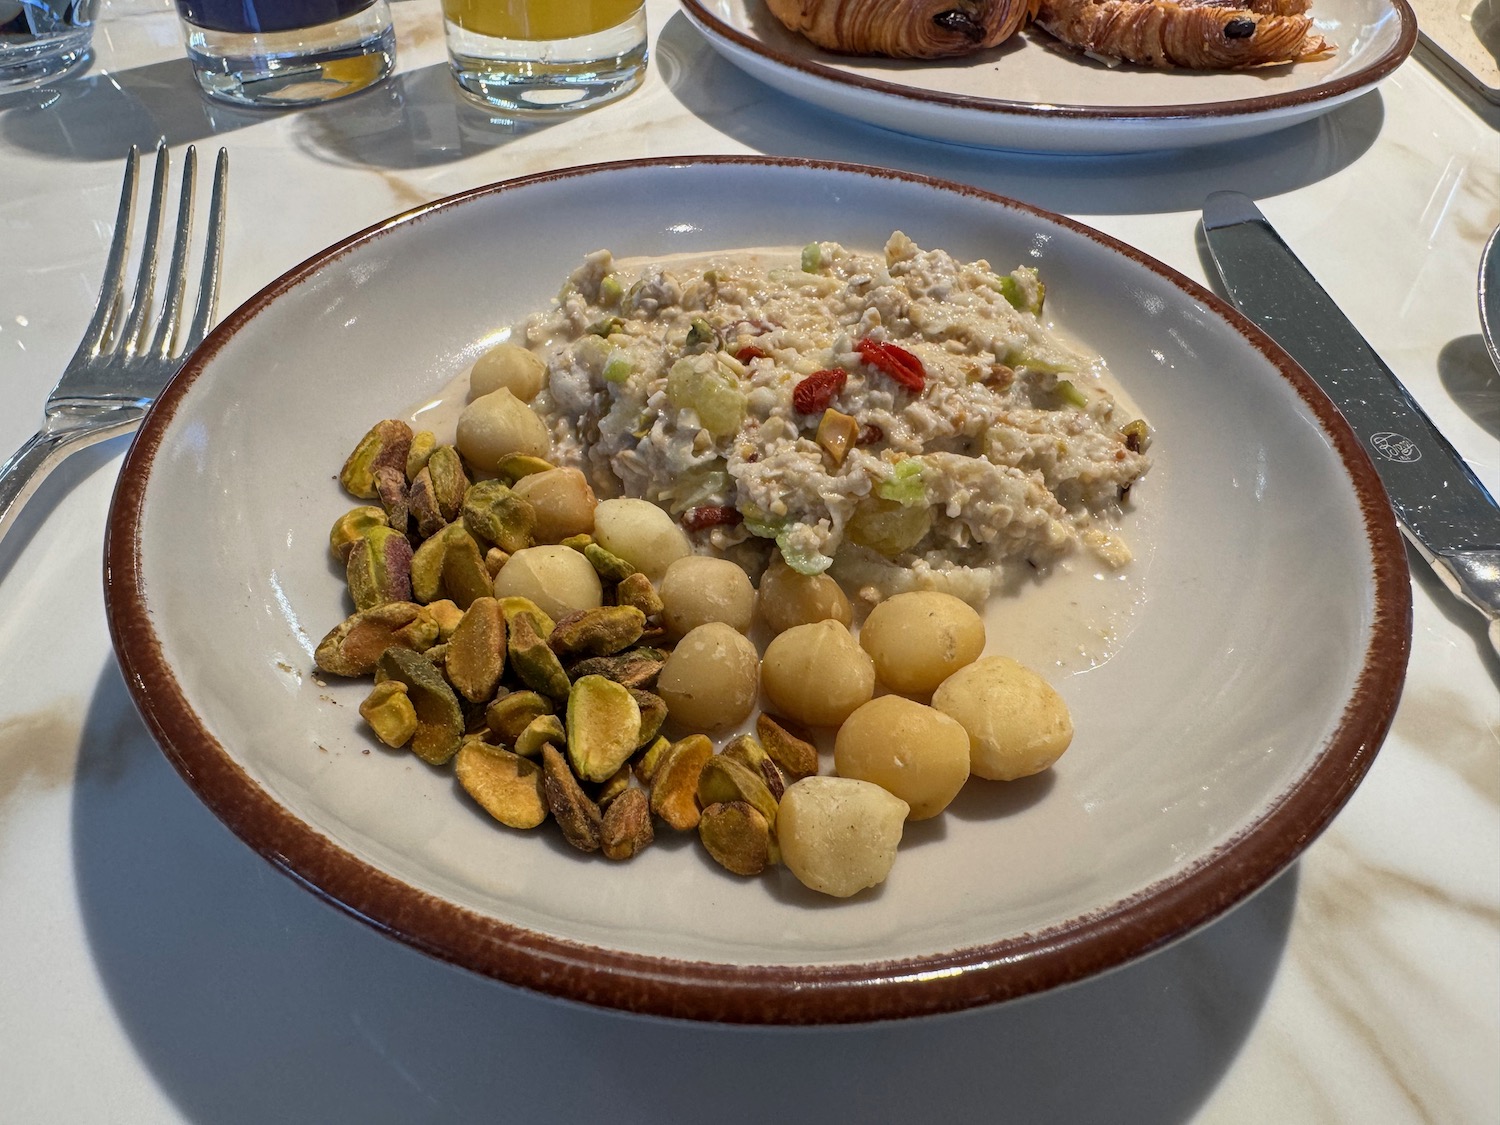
[106,158,1408,1024]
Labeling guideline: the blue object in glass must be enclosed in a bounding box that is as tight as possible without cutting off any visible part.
[175,0,375,36]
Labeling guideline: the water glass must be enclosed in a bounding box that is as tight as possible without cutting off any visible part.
[173,0,396,108]
[444,0,647,113]
[0,0,97,89]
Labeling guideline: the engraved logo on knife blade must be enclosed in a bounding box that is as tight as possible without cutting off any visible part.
[1371,432,1421,463]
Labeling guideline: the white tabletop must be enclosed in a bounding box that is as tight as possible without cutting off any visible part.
[2,1,1497,1120]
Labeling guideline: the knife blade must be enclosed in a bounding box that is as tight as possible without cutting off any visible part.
[1202,190,1500,656]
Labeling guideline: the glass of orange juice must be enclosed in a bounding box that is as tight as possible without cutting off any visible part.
[443,0,646,112]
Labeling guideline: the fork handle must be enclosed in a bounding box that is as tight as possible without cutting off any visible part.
[0,415,143,544]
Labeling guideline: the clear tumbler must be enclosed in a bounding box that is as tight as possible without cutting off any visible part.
[0,0,98,89]
[174,0,396,108]
[444,0,647,113]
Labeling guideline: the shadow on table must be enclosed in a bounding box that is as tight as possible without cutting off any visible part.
[0,57,556,168]
[1438,333,1500,442]
[0,437,125,592]
[653,12,1381,216]
[73,660,1296,1125]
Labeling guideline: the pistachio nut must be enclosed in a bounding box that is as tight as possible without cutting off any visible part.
[494,453,556,484]
[583,542,637,583]
[684,316,719,353]
[405,429,437,482]
[329,506,389,563]
[596,763,633,808]
[600,786,653,861]
[698,801,772,877]
[756,712,820,780]
[723,733,786,801]
[484,690,554,746]
[358,680,418,748]
[397,612,441,656]
[455,742,548,830]
[559,534,593,553]
[507,611,572,701]
[541,744,602,852]
[627,687,668,747]
[1121,418,1151,454]
[697,754,778,829]
[346,526,414,612]
[406,466,447,540]
[425,444,470,522]
[567,646,667,690]
[373,465,409,534]
[614,572,664,619]
[484,547,509,579]
[513,713,565,759]
[462,478,537,554]
[314,601,427,677]
[424,599,465,641]
[648,734,713,831]
[565,675,642,783]
[410,525,453,604]
[444,597,506,703]
[340,419,414,500]
[442,527,493,610]
[632,735,672,784]
[497,596,555,639]
[548,605,646,660]
[377,646,465,766]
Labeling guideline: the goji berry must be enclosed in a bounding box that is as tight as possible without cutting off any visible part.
[856,337,926,393]
[792,369,847,414]
[735,345,767,363]
[682,505,744,532]
[857,423,884,445]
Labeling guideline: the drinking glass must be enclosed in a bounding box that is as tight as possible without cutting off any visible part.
[174,0,396,108]
[0,0,98,89]
[443,0,647,113]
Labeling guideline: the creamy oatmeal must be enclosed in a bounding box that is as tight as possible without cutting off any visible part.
[522,232,1150,604]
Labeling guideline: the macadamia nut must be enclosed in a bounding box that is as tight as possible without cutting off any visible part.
[492,544,602,621]
[778,776,908,898]
[757,555,852,635]
[860,591,985,697]
[760,620,874,727]
[659,555,756,637]
[456,388,551,472]
[655,622,759,732]
[469,341,547,403]
[592,498,692,579]
[932,656,1073,781]
[512,467,596,543]
[834,696,971,819]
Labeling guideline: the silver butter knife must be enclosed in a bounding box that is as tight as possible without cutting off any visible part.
[1202,191,1500,657]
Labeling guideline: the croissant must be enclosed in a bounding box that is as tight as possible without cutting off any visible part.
[1032,0,1333,67]
[765,0,1042,58]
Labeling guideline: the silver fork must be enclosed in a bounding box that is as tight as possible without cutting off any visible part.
[0,142,229,543]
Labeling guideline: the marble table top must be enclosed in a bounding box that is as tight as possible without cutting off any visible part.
[1,0,1496,1120]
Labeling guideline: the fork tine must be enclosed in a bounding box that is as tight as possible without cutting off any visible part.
[146,146,199,360]
[75,147,140,357]
[118,141,170,356]
[182,148,229,353]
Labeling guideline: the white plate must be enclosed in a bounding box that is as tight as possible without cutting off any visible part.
[681,0,1417,152]
[106,158,1409,1024]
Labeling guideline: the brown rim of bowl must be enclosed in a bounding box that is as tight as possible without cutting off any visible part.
[678,0,1418,122]
[103,156,1411,1026]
